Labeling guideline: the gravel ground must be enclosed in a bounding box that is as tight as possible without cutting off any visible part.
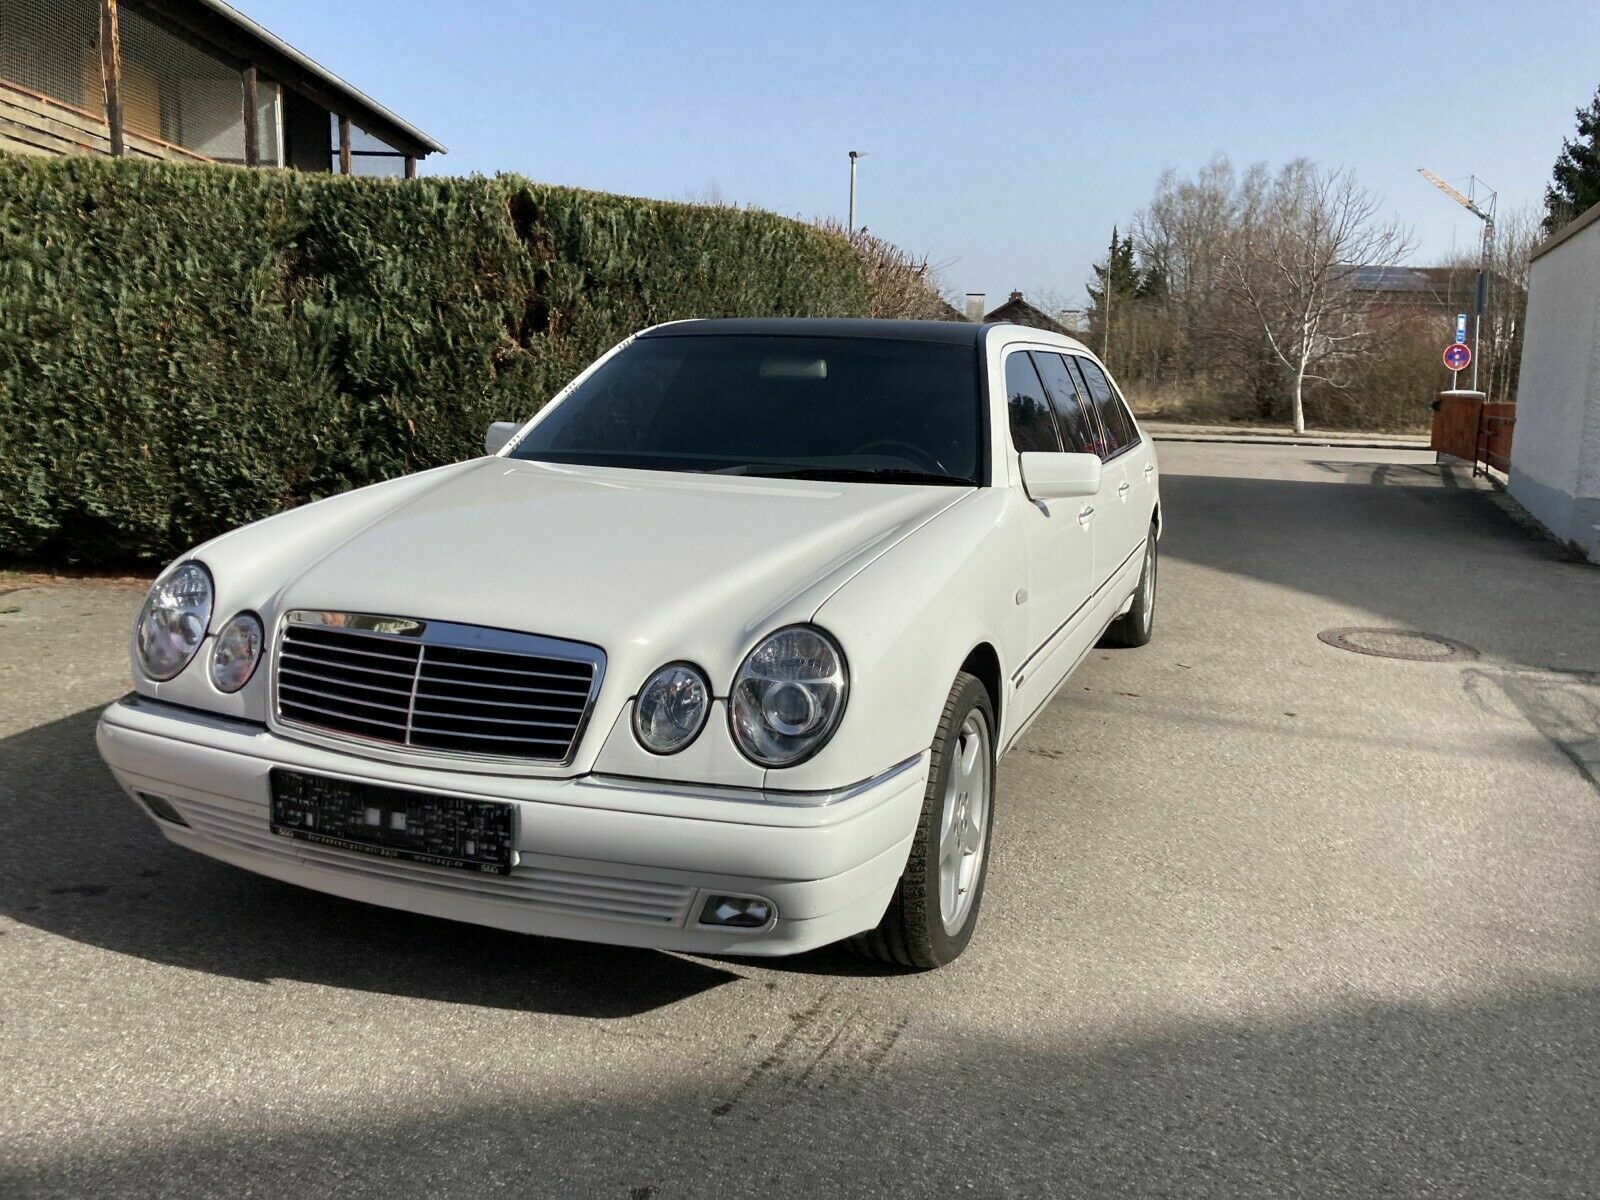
[2,443,1598,1198]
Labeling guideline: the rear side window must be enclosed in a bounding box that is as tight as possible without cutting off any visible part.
[1072,358,1138,458]
[1004,353,1062,454]
[1030,352,1096,454]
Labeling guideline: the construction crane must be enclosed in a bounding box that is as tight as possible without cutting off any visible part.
[1418,168,1496,393]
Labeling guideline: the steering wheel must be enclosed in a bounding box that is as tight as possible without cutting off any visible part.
[853,439,946,473]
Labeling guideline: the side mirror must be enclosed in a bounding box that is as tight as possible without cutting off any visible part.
[1019,451,1102,500]
[484,421,521,455]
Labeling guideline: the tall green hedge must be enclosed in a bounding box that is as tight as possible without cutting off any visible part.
[0,155,871,564]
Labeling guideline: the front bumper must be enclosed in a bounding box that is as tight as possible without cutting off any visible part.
[96,695,927,956]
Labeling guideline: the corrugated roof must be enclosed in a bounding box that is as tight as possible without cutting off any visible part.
[1342,265,1433,293]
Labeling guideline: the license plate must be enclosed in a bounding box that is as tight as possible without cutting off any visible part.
[269,769,517,875]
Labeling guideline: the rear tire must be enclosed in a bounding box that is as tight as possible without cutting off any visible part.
[1101,525,1157,648]
[852,672,996,970]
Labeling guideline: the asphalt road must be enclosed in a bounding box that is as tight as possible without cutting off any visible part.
[3,443,1599,1198]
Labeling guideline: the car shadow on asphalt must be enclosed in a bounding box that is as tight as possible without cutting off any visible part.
[1,708,748,1018]
[15,980,1600,1197]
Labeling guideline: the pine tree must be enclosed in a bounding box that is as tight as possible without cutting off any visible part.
[1544,84,1600,234]
[1136,258,1169,302]
[1085,227,1138,354]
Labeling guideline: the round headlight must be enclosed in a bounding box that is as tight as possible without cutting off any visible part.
[134,562,214,681]
[729,626,848,767]
[210,612,264,693]
[633,662,711,754]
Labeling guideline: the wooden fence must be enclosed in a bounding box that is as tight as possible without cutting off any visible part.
[1431,391,1515,478]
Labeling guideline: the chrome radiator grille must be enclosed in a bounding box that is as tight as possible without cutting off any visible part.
[273,612,603,764]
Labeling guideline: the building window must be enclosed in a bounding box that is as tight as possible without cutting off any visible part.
[332,113,406,176]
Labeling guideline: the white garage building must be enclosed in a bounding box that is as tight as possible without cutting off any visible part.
[1510,202,1600,562]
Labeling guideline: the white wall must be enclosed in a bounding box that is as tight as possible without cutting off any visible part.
[1509,204,1600,561]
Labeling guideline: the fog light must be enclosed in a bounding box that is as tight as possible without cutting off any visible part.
[137,792,189,827]
[699,895,774,928]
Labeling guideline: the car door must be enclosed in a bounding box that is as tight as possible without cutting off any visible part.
[1001,349,1098,709]
[1030,345,1108,578]
[1103,366,1157,541]
[1068,355,1142,578]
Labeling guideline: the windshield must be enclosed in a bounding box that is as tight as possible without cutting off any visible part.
[508,334,983,485]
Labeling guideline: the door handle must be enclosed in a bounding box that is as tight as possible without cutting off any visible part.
[1118,482,1130,494]
[1077,505,1094,525]
[1144,464,1155,475]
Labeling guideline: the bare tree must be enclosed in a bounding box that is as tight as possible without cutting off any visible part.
[1219,160,1411,432]
[1134,156,1238,326]
[677,180,731,208]
[1130,156,1240,395]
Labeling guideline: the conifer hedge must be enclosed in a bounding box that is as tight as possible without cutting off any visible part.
[0,155,872,563]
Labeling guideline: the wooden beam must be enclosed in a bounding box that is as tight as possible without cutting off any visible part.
[99,0,124,157]
[338,115,351,175]
[404,155,416,180]
[241,65,259,167]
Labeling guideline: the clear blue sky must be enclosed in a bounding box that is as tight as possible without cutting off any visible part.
[247,0,1598,309]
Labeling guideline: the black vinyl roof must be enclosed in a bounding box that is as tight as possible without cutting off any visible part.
[642,318,990,345]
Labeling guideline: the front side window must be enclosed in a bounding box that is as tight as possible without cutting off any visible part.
[1030,352,1096,454]
[1004,353,1062,454]
[1073,358,1138,458]
[511,334,982,485]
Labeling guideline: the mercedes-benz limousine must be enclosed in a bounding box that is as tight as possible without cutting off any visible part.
[97,319,1160,968]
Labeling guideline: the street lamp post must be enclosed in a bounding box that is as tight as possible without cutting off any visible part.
[848,150,865,231]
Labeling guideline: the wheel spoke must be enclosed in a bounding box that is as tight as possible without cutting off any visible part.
[935,710,992,934]
[958,729,980,787]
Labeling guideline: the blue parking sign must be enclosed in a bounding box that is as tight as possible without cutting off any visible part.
[1454,314,1468,344]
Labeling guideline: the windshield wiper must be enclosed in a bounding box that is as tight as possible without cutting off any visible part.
[742,466,970,486]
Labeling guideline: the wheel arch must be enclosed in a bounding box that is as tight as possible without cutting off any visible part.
[960,642,1003,737]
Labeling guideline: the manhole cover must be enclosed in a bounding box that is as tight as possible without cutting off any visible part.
[1317,628,1479,662]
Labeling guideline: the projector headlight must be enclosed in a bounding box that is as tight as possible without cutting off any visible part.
[729,625,848,767]
[133,562,213,681]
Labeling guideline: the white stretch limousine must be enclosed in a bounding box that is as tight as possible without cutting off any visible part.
[98,319,1160,969]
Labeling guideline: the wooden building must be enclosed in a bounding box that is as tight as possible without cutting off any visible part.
[0,0,444,175]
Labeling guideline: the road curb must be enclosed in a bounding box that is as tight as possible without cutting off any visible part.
[1151,433,1430,451]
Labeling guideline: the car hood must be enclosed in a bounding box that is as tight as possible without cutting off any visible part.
[277,457,968,682]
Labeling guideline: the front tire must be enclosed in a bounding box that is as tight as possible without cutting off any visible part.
[1102,525,1157,648]
[853,672,996,969]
